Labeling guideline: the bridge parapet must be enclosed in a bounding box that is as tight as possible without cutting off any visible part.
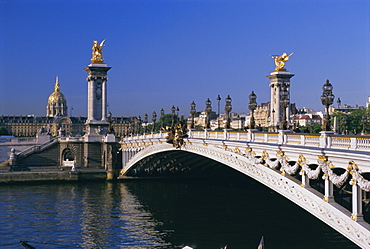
[186,130,370,151]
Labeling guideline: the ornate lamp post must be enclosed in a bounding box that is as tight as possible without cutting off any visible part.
[136,116,141,135]
[279,84,290,130]
[190,101,196,129]
[171,105,176,127]
[342,115,347,134]
[152,111,157,133]
[205,98,212,129]
[362,116,367,135]
[320,79,335,131]
[143,113,148,133]
[160,108,165,129]
[225,95,232,129]
[248,91,257,129]
[217,95,221,130]
[128,122,133,136]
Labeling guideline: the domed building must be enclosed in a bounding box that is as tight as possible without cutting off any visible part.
[46,76,67,117]
[0,76,131,137]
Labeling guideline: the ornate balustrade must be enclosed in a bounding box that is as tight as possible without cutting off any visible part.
[123,130,370,151]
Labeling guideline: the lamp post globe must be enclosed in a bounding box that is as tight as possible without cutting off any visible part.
[248,91,257,129]
[190,101,196,129]
[160,108,165,129]
[225,95,232,129]
[217,95,221,129]
[320,79,334,131]
[205,98,212,129]
[279,84,290,130]
[171,105,176,127]
[362,116,367,135]
[152,111,157,132]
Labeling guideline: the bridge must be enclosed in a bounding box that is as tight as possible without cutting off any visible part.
[120,129,370,248]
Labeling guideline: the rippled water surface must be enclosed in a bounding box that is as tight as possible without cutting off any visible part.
[0,174,360,248]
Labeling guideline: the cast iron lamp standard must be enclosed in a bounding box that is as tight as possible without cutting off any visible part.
[361,116,367,135]
[248,91,257,129]
[160,108,165,129]
[171,105,176,128]
[279,84,290,130]
[190,101,196,129]
[144,113,148,133]
[342,115,347,134]
[152,111,157,133]
[205,98,212,129]
[136,116,141,135]
[225,95,232,129]
[217,95,221,130]
[320,79,335,131]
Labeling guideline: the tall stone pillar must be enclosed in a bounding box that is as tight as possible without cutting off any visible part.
[267,53,294,132]
[83,40,111,167]
[84,40,111,141]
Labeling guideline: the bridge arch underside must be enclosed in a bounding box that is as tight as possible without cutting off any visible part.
[125,150,370,222]
[122,145,370,247]
[124,150,238,178]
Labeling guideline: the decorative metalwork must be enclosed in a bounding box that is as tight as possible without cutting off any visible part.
[321,79,334,131]
[217,95,221,129]
[106,112,115,135]
[160,108,165,129]
[225,95,232,129]
[171,105,176,127]
[152,111,157,133]
[280,84,289,130]
[143,113,148,133]
[205,98,212,129]
[248,91,257,129]
[190,101,196,129]
[361,116,367,135]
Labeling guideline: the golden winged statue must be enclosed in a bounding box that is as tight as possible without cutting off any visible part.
[270,52,294,71]
[91,39,106,63]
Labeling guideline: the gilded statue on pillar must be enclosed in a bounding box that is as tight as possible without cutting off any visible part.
[270,52,294,71]
[91,39,106,63]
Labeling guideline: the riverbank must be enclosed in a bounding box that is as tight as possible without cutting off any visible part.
[0,167,107,183]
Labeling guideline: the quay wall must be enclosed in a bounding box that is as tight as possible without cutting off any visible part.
[0,170,107,183]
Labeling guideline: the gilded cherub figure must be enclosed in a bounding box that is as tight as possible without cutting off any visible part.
[91,39,106,63]
[270,52,294,71]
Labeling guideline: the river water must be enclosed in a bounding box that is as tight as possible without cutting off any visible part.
[0,173,359,249]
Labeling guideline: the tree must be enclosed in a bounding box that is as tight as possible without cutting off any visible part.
[0,127,9,136]
[331,108,370,135]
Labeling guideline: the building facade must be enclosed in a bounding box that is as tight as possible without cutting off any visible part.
[0,78,133,138]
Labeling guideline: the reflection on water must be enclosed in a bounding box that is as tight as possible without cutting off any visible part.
[0,174,360,249]
[0,183,170,248]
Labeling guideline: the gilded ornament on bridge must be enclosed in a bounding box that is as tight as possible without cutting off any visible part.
[165,124,188,149]
[91,39,106,63]
[270,52,294,71]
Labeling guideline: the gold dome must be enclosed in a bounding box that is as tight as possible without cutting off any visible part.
[48,77,66,102]
[48,91,66,102]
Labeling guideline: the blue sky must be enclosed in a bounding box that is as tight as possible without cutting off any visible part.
[1,0,369,118]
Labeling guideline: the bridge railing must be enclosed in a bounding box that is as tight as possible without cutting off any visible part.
[121,132,167,141]
[120,129,370,151]
[188,129,370,151]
